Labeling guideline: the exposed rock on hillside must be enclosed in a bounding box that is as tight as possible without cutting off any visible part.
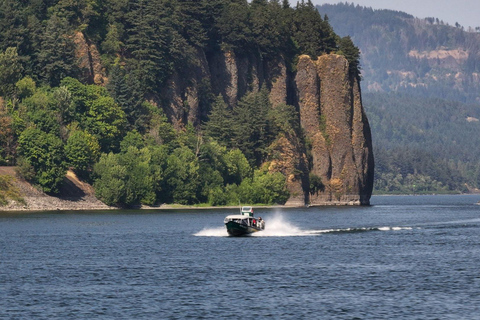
[74,32,107,86]
[165,50,373,205]
[295,54,374,205]
[73,32,374,205]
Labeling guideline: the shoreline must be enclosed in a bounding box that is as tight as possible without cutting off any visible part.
[3,193,480,213]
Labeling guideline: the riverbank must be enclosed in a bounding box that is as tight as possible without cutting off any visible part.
[1,167,303,212]
[0,167,112,212]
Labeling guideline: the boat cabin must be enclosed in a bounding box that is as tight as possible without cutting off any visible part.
[241,206,254,217]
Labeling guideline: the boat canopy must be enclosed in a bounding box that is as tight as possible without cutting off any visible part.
[224,215,250,220]
[241,206,254,217]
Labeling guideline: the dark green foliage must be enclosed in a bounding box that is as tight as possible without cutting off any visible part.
[216,1,251,52]
[202,95,234,146]
[269,103,301,137]
[309,173,324,196]
[65,129,100,178]
[107,66,150,132]
[17,128,66,193]
[37,14,78,87]
[101,23,123,54]
[120,130,145,153]
[164,146,201,204]
[364,92,480,193]
[0,107,16,165]
[16,76,36,100]
[61,77,127,151]
[124,0,179,91]
[118,146,156,205]
[92,152,126,205]
[292,1,337,58]
[338,36,361,79]
[230,88,271,166]
[0,47,23,97]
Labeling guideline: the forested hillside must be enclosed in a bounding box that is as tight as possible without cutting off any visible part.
[364,93,480,194]
[317,3,480,194]
[0,0,370,207]
[318,2,480,104]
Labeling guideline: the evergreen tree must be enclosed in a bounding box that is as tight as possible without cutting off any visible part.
[338,35,361,79]
[293,0,337,58]
[0,47,23,97]
[216,0,252,53]
[203,95,234,146]
[231,88,271,166]
[0,0,27,53]
[37,14,77,87]
[125,0,173,91]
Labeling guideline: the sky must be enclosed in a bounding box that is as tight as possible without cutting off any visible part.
[309,0,480,29]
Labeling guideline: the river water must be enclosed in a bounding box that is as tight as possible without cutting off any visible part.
[2,195,480,319]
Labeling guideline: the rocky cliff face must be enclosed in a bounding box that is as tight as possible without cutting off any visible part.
[155,50,374,205]
[73,32,107,86]
[295,54,374,205]
[75,32,373,205]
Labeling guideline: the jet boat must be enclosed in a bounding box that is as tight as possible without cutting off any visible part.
[224,206,265,236]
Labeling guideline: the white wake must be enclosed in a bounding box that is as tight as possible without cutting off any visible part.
[194,214,414,237]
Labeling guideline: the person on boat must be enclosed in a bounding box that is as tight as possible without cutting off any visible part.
[258,217,264,229]
[253,218,256,227]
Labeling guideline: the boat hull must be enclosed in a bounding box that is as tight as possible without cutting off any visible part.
[225,221,262,236]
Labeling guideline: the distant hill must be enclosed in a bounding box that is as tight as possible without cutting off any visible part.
[317,3,480,193]
[363,93,480,194]
[318,3,480,104]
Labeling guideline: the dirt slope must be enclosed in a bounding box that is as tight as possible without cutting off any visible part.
[0,167,112,211]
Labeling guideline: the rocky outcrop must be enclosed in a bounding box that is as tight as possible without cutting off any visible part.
[74,32,107,86]
[73,31,374,205]
[160,50,374,205]
[295,54,374,205]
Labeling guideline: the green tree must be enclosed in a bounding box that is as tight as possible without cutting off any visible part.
[164,146,201,204]
[0,47,23,97]
[118,146,156,205]
[101,23,124,54]
[22,90,61,135]
[0,105,16,165]
[125,0,173,91]
[85,95,127,151]
[224,149,252,185]
[216,0,252,52]
[93,152,126,205]
[203,95,234,146]
[65,129,100,178]
[293,0,337,57]
[107,66,149,132]
[17,128,66,193]
[37,14,77,86]
[0,0,28,55]
[338,35,361,78]
[231,88,271,165]
[120,130,145,153]
[16,76,36,100]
